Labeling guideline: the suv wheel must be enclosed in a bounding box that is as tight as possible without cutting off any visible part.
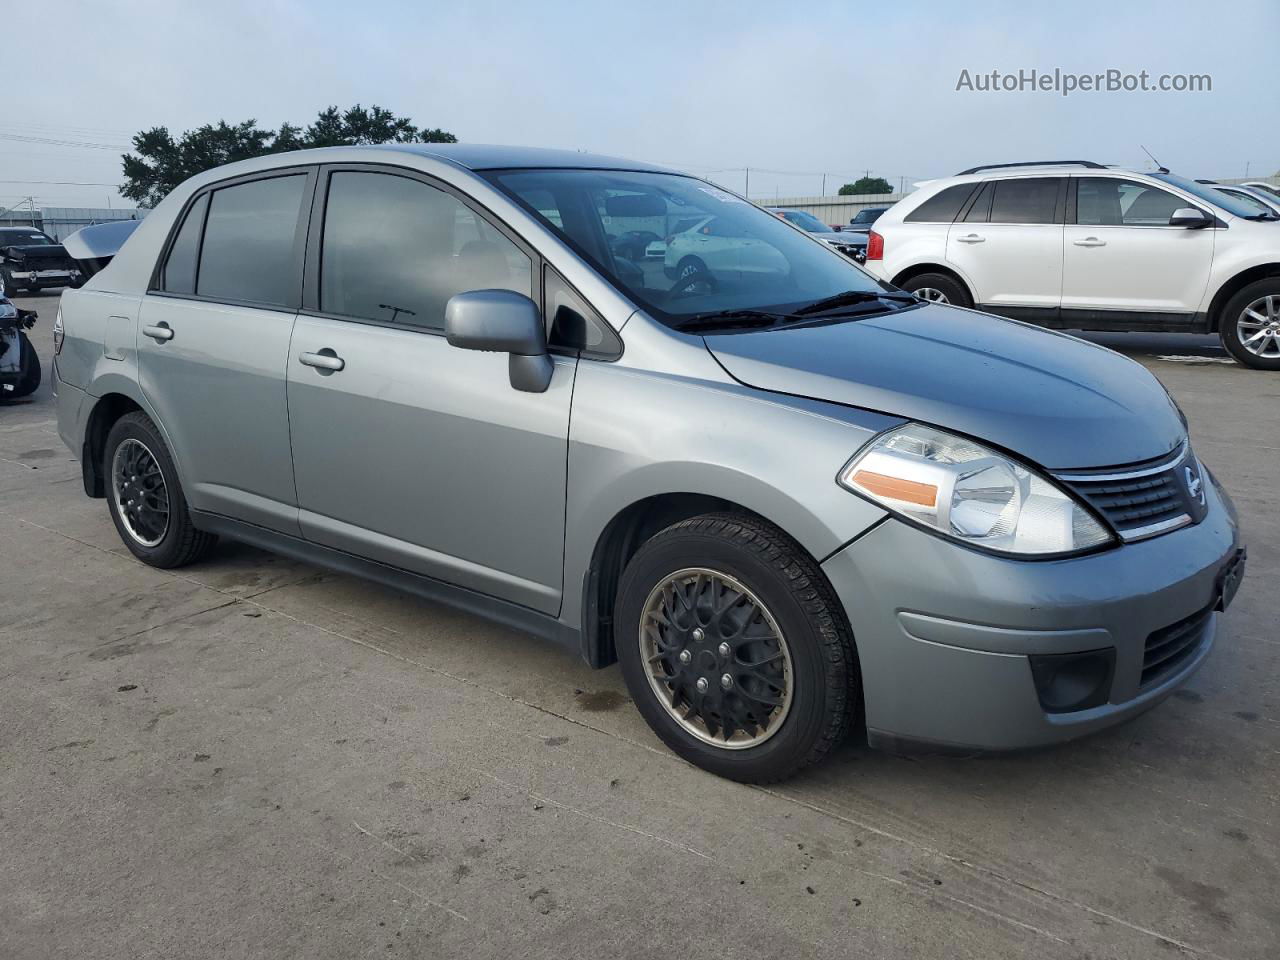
[901,272,972,308]
[1220,279,1280,370]
[615,513,857,782]
[104,411,217,567]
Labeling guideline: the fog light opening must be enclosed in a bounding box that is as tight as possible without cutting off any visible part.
[1029,648,1115,714]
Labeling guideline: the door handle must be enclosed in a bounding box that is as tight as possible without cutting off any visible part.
[142,322,174,342]
[956,234,985,243]
[298,350,345,372]
[1073,237,1107,247]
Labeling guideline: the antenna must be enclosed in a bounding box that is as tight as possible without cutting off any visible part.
[1139,145,1169,174]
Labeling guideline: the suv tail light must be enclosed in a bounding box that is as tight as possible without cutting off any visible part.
[866,230,884,261]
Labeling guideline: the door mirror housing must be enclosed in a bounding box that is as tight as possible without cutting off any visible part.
[445,289,553,393]
[1169,207,1210,229]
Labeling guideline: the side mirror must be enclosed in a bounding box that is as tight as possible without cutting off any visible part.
[445,289,553,393]
[1169,207,1210,229]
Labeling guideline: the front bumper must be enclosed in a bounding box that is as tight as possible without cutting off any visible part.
[823,471,1241,753]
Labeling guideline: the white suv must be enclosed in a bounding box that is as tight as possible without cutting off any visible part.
[862,161,1280,369]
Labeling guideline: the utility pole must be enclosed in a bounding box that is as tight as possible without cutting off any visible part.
[821,173,826,197]
[744,168,750,199]
[28,196,37,227]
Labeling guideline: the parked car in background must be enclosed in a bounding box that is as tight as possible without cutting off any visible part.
[55,145,1243,782]
[863,160,1280,369]
[643,215,709,259]
[839,205,889,234]
[0,227,82,292]
[1241,181,1280,201]
[0,285,39,398]
[768,208,867,262]
[609,229,662,260]
[1199,181,1280,217]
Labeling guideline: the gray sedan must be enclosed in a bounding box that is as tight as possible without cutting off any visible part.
[54,145,1243,781]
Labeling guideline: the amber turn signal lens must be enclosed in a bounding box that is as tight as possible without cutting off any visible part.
[851,469,938,507]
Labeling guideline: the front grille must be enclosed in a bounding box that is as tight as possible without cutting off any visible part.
[1056,444,1204,541]
[1142,606,1212,686]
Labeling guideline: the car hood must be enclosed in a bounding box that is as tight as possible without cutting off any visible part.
[704,304,1186,470]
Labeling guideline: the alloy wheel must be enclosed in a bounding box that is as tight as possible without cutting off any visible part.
[111,438,170,547]
[639,567,793,749]
[914,287,950,304]
[1236,295,1280,359]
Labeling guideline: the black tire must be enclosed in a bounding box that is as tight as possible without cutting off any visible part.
[7,332,40,398]
[615,513,857,783]
[104,411,217,568]
[1219,278,1280,370]
[1,267,17,295]
[900,271,972,308]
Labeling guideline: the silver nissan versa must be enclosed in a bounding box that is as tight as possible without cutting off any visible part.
[53,145,1245,782]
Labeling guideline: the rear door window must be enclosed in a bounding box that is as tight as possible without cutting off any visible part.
[196,175,307,306]
[988,178,1062,224]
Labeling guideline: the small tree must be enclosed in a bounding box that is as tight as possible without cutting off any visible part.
[121,105,458,207]
[838,176,893,196]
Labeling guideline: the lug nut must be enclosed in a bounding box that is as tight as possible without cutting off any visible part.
[720,673,733,690]
[718,642,731,658]
[696,677,709,693]
[691,627,705,642]
[678,649,691,664]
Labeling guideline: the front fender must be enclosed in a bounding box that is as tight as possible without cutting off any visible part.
[560,358,898,631]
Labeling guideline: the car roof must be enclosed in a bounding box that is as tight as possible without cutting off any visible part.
[363,142,677,173]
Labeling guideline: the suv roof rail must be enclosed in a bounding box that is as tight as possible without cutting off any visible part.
[956,160,1107,175]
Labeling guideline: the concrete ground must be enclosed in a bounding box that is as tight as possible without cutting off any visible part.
[1,289,1276,960]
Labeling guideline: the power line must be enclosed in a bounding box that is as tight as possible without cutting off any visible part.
[0,131,129,151]
[0,179,120,186]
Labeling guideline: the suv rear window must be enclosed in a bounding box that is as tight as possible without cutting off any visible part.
[988,178,1061,224]
[196,175,307,306]
[904,184,976,223]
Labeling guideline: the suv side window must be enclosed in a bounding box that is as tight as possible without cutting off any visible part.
[988,178,1061,224]
[160,193,208,294]
[1076,178,1188,226]
[196,175,307,306]
[905,184,977,223]
[319,171,532,331]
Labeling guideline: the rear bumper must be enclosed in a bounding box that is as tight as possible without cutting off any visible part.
[822,471,1241,753]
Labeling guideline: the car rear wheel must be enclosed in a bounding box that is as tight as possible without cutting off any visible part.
[900,272,972,308]
[1220,279,1280,370]
[104,411,217,568]
[615,513,857,782]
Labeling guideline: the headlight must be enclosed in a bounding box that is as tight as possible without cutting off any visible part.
[838,423,1113,556]
[0,300,16,320]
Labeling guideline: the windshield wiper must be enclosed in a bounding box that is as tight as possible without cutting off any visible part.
[1245,213,1280,221]
[672,309,799,332]
[793,289,919,316]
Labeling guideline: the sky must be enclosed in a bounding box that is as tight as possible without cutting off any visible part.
[10,0,1279,213]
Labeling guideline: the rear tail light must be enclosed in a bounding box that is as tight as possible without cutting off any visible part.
[866,230,884,261]
[53,307,65,355]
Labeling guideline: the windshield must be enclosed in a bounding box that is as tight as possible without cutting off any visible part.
[779,210,835,233]
[1149,173,1269,219]
[0,230,53,246]
[486,169,891,326]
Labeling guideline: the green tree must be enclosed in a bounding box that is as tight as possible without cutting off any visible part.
[121,105,457,207]
[838,176,894,196]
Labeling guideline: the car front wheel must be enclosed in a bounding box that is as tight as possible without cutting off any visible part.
[1220,279,1280,370]
[615,513,857,782]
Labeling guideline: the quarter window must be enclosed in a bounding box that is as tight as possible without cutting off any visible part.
[319,171,532,331]
[161,193,208,294]
[905,184,977,223]
[988,178,1061,224]
[1076,178,1194,226]
[196,175,307,305]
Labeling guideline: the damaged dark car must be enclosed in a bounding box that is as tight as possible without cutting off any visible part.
[0,287,39,398]
[0,227,82,293]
